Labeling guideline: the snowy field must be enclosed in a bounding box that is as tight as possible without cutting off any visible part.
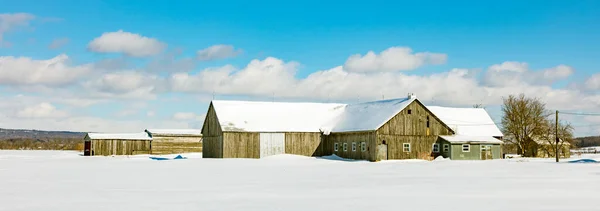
[1,151,599,211]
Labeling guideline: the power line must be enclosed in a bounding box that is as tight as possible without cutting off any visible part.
[559,111,600,116]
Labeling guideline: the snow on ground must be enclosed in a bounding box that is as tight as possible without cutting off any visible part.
[0,151,599,211]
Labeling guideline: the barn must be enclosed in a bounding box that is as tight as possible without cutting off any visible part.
[201,100,345,158]
[144,129,203,155]
[427,106,504,160]
[83,132,152,156]
[319,95,455,161]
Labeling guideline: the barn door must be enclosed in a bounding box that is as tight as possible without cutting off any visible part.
[481,145,492,160]
[377,144,388,161]
[84,141,91,156]
[260,133,285,158]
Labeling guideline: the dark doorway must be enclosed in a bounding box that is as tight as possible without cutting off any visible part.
[84,141,91,156]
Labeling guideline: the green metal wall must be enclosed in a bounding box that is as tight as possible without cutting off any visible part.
[437,139,502,160]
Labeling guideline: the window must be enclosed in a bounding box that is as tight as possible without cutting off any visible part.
[407,109,412,114]
[403,143,411,152]
[443,144,449,152]
[432,143,439,153]
[334,143,339,152]
[361,142,367,152]
[462,144,470,152]
[343,143,348,152]
[352,142,357,151]
[426,116,430,128]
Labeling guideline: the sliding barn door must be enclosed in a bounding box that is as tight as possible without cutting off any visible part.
[260,133,285,158]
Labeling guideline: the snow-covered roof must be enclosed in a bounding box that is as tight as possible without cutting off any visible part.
[320,97,416,134]
[440,135,503,144]
[427,106,503,137]
[86,132,152,140]
[211,100,346,132]
[145,129,202,136]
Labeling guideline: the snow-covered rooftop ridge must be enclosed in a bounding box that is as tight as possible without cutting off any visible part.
[321,97,416,134]
[426,106,503,137]
[211,100,346,132]
[145,129,202,136]
[86,132,152,140]
[439,135,503,144]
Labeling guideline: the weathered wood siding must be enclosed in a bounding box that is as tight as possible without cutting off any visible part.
[222,132,260,158]
[375,100,453,160]
[202,103,224,158]
[378,101,452,136]
[202,136,223,158]
[322,132,377,161]
[150,136,202,155]
[90,140,151,156]
[377,135,439,160]
[284,132,322,156]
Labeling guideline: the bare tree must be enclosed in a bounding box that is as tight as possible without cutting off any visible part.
[538,120,574,158]
[501,94,550,156]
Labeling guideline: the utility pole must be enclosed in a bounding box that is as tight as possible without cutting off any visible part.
[555,110,559,163]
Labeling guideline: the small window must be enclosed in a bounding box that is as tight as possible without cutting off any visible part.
[352,142,357,152]
[462,144,470,152]
[343,143,348,152]
[407,109,412,114]
[443,144,449,152]
[334,143,339,152]
[426,116,430,128]
[403,143,411,152]
[432,143,439,153]
[361,142,367,152]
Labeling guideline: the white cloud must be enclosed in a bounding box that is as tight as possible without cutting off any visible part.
[172,112,201,120]
[0,13,35,45]
[197,45,242,61]
[82,71,165,99]
[488,61,528,73]
[484,62,574,87]
[0,54,91,86]
[15,102,69,119]
[584,73,600,90]
[48,37,69,49]
[343,46,447,72]
[87,30,166,57]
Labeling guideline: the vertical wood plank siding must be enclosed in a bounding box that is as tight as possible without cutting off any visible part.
[90,140,151,156]
[375,101,453,160]
[322,132,377,161]
[222,132,260,158]
[202,103,224,158]
[150,136,203,155]
[284,132,322,156]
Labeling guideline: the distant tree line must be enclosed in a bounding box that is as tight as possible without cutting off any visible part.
[0,138,83,151]
[573,136,600,148]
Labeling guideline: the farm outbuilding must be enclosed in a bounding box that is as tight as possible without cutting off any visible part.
[84,132,152,156]
[320,95,455,161]
[144,129,203,155]
[201,100,345,158]
[529,137,571,158]
[428,106,504,160]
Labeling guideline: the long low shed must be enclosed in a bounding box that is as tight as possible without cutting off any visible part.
[145,129,203,155]
[84,133,152,156]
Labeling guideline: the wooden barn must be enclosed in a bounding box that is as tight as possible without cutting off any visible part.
[201,100,345,158]
[144,129,203,154]
[83,132,152,156]
[319,94,455,161]
[428,106,504,160]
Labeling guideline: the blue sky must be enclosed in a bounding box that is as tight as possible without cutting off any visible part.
[1,0,600,136]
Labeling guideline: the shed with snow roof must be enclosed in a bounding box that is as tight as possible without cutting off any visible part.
[84,132,152,156]
[201,100,345,158]
[320,94,455,161]
[428,106,504,160]
[144,129,203,155]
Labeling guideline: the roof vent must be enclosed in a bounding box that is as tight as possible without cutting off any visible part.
[408,93,417,99]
